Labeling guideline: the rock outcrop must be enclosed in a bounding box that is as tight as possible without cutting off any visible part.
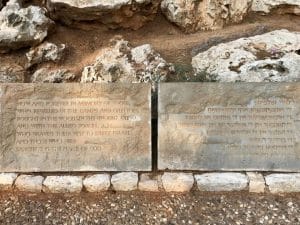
[0,0,54,53]
[46,0,160,30]
[26,42,66,68]
[81,37,174,91]
[252,0,300,15]
[192,30,300,82]
[161,0,252,33]
[31,67,76,83]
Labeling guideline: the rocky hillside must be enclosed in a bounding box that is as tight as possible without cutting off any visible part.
[0,0,300,86]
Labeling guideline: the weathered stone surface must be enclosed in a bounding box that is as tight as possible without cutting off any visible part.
[161,173,194,192]
[161,0,252,33]
[26,42,66,68]
[111,172,138,191]
[265,173,300,193]
[247,172,265,193]
[138,173,159,192]
[195,173,249,192]
[81,38,174,92]
[43,176,83,193]
[158,83,300,171]
[0,63,25,83]
[31,68,76,83]
[0,83,151,172]
[0,0,3,10]
[83,174,111,192]
[192,30,300,82]
[0,173,18,190]
[0,0,54,53]
[46,0,160,30]
[15,175,44,192]
[252,0,300,15]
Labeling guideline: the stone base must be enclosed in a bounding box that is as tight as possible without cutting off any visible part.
[2,172,300,194]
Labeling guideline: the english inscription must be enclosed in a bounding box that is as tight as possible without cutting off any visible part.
[0,84,151,172]
[158,83,300,171]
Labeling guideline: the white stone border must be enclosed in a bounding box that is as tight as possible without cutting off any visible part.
[1,172,300,194]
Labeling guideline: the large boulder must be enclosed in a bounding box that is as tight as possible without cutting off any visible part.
[46,0,160,30]
[192,30,300,82]
[81,37,175,91]
[161,0,252,33]
[0,0,54,53]
[252,0,300,15]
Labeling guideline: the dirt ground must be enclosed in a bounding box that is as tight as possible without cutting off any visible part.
[0,191,300,225]
[1,13,300,82]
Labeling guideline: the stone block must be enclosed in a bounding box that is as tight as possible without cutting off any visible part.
[15,175,44,192]
[138,173,159,192]
[265,173,300,194]
[195,173,249,192]
[83,174,111,192]
[111,172,138,191]
[43,176,83,193]
[247,172,265,193]
[0,173,18,190]
[161,173,194,192]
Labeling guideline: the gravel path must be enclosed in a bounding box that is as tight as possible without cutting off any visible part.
[0,192,300,225]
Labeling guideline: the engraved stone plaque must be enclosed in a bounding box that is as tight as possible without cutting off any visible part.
[0,84,151,172]
[158,83,300,171]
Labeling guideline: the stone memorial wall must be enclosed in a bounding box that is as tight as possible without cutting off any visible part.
[0,84,151,172]
[1,82,300,174]
[158,83,300,171]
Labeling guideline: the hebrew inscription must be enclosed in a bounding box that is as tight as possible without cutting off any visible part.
[0,84,151,172]
[158,83,300,171]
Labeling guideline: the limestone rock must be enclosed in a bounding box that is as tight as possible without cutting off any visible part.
[43,176,83,193]
[265,174,300,194]
[192,30,300,82]
[46,0,160,30]
[161,0,252,33]
[31,68,76,83]
[161,173,194,192]
[252,0,300,15]
[247,172,265,193]
[0,63,25,83]
[0,0,54,53]
[138,173,159,192]
[81,38,174,91]
[111,172,138,191]
[0,173,18,190]
[15,175,44,192]
[26,42,66,68]
[195,173,249,192]
[83,174,111,192]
